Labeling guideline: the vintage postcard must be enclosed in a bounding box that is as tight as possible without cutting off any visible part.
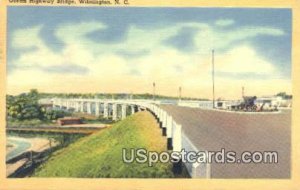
[0,0,300,189]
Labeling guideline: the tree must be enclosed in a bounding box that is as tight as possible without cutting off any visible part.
[44,109,70,120]
[7,89,71,122]
[276,92,292,99]
[7,89,43,120]
[29,89,39,98]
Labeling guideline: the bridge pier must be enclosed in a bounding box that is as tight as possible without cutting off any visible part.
[131,105,135,115]
[80,101,84,113]
[95,102,100,116]
[53,99,57,109]
[112,104,117,121]
[75,102,80,112]
[121,104,127,120]
[69,101,73,110]
[137,107,142,112]
[103,103,108,118]
[61,101,65,109]
[59,100,63,109]
[87,102,92,114]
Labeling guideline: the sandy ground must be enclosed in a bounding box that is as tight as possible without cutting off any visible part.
[27,137,58,152]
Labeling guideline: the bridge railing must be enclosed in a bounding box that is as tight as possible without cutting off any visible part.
[146,103,210,178]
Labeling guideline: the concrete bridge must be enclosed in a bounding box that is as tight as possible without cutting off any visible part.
[50,98,188,173]
[51,99,182,149]
[52,98,147,121]
[48,98,291,179]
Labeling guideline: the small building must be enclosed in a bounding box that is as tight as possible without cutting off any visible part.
[57,117,82,126]
[255,96,292,109]
[215,100,241,110]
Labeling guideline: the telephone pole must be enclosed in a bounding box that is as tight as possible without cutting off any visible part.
[178,86,182,101]
[212,50,215,109]
[152,82,156,101]
[242,86,245,98]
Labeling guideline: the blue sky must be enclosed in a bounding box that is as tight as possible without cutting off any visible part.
[7,7,292,98]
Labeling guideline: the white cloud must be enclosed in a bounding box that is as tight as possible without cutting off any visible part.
[7,21,290,99]
[216,45,276,74]
[193,25,285,53]
[12,25,44,49]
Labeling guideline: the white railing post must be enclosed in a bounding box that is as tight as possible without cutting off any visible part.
[162,111,168,128]
[166,115,173,138]
[173,123,182,152]
[158,108,162,120]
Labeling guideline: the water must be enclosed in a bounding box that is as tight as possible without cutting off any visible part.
[6,137,31,161]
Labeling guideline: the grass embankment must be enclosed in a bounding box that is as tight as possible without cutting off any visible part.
[33,111,175,178]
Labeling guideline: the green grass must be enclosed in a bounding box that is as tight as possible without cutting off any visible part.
[32,111,175,178]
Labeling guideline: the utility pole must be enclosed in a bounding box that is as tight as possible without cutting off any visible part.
[242,86,245,98]
[212,50,215,109]
[178,86,182,101]
[153,82,156,101]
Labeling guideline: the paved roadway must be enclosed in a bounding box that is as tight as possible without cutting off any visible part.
[160,105,291,178]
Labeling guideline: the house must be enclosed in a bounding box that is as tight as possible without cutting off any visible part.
[57,117,82,126]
